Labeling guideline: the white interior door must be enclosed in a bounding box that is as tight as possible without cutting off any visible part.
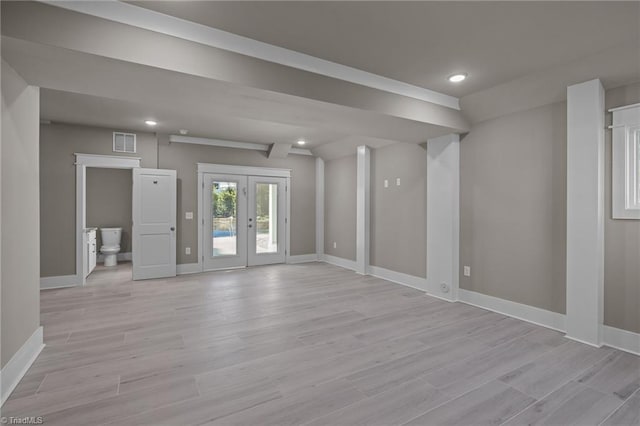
[203,174,248,270]
[248,176,287,266]
[132,168,177,280]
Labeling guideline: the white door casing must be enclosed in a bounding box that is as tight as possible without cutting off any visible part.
[132,168,177,280]
[248,176,287,266]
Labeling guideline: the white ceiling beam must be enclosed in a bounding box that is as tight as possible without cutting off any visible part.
[41,0,460,110]
[169,135,313,156]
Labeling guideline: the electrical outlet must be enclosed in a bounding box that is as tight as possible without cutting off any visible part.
[384,179,389,188]
[440,282,450,293]
[463,266,471,277]
[396,178,401,186]
[333,242,337,249]
[185,247,191,255]
[185,212,193,220]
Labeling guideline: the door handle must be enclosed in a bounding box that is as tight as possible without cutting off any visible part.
[170,227,175,231]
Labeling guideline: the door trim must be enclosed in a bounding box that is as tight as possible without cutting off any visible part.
[197,163,291,272]
[197,163,291,178]
[74,153,141,287]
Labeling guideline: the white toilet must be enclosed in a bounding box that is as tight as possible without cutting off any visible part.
[100,227,122,267]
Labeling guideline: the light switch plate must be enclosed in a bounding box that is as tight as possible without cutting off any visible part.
[185,247,191,255]
[384,179,389,188]
[463,266,471,277]
[185,212,193,220]
[333,242,337,249]
[396,178,401,186]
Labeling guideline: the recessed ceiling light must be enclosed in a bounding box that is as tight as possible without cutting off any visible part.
[297,139,306,145]
[448,73,467,83]
[145,120,157,126]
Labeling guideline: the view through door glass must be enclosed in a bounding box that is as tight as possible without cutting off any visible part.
[255,182,278,254]
[211,181,238,256]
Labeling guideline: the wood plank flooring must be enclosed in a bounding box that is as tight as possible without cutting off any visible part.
[4,262,638,425]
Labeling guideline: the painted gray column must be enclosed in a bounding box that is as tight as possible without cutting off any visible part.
[566,79,605,346]
[426,134,460,301]
[356,145,371,274]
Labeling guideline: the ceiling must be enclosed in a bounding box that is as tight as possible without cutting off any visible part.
[130,1,640,98]
[5,1,640,159]
[39,89,346,149]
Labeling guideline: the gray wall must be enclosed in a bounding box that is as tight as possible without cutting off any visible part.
[324,154,357,260]
[157,136,316,264]
[40,126,317,274]
[86,168,133,252]
[371,143,427,277]
[40,124,157,277]
[460,102,568,314]
[1,61,40,367]
[459,81,640,333]
[604,82,640,333]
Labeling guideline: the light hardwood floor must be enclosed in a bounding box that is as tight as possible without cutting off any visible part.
[4,262,639,425]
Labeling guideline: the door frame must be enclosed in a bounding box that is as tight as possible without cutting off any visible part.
[197,163,291,272]
[74,153,141,286]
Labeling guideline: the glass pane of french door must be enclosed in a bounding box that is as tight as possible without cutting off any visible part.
[255,183,278,254]
[203,174,247,271]
[248,176,286,266]
[211,181,238,256]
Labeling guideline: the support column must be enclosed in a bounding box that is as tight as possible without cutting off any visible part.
[566,79,605,346]
[315,157,324,257]
[426,134,460,301]
[356,145,370,274]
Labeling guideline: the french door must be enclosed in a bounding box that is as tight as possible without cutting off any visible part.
[203,173,286,271]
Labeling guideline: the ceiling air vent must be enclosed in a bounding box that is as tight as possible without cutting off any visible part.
[113,132,136,153]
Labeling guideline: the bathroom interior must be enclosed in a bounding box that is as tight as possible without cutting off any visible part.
[85,167,132,282]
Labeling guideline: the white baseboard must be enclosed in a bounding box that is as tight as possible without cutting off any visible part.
[1,327,44,406]
[177,263,202,275]
[97,251,132,263]
[40,274,79,290]
[458,289,567,332]
[287,254,319,264]
[602,325,640,356]
[368,265,428,292]
[320,254,358,271]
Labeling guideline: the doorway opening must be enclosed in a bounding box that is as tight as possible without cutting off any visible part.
[75,154,177,285]
[198,164,290,272]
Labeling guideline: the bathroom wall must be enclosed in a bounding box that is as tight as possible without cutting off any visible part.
[39,123,157,277]
[86,168,133,252]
